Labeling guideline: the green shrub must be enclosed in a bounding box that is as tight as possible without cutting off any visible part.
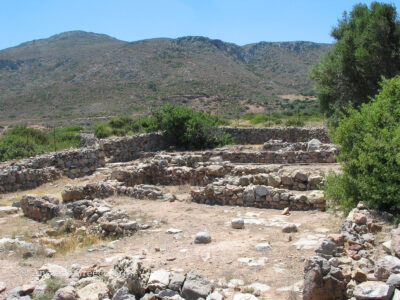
[0,135,37,161]
[33,278,67,300]
[94,123,112,138]
[149,104,232,149]
[326,76,400,216]
[285,118,305,126]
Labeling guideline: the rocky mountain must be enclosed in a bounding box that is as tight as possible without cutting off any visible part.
[0,31,331,126]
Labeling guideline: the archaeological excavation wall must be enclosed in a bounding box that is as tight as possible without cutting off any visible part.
[220,126,330,144]
[0,127,333,194]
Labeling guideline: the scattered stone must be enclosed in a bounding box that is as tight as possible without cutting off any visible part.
[38,263,69,280]
[255,242,272,252]
[0,282,6,293]
[77,281,109,300]
[181,270,214,300]
[112,287,136,300]
[374,256,400,281]
[166,228,183,234]
[383,240,392,254]
[52,286,79,300]
[353,281,394,300]
[147,269,170,291]
[194,232,211,244]
[387,274,400,288]
[352,268,367,283]
[303,256,346,300]
[352,213,367,226]
[231,218,245,229]
[282,207,290,215]
[282,223,297,233]
[206,291,224,300]
[168,272,185,292]
[233,293,258,300]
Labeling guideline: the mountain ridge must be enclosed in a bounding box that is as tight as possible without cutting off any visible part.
[0,31,331,126]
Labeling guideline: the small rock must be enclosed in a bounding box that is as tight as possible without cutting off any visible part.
[282,224,297,233]
[353,213,367,226]
[181,270,214,300]
[147,269,170,291]
[166,228,182,234]
[255,243,272,252]
[383,241,392,254]
[0,281,6,293]
[352,269,367,283]
[52,286,79,300]
[282,207,290,215]
[231,219,245,229]
[194,232,211,244]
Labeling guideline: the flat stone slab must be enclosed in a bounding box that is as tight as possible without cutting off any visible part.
[237,257,268,267]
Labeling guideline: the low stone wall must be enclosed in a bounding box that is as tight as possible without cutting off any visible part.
[220,126,330,144]
[191,184,325,210]
[100,133,167,162]
[0,147,105,193]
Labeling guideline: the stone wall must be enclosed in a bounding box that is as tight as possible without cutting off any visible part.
[220,126,330,144]
[0,148,105,193]
[100,133,166,162]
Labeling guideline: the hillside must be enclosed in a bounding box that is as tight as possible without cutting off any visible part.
[0,31,331,126]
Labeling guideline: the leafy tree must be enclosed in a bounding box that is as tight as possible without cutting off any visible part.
[310,2,400,119]
[325,76,400,216]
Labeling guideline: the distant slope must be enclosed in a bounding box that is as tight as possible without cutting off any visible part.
[0,31,331,126]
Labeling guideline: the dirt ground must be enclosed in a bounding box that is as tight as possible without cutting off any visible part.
[0,189,342,300]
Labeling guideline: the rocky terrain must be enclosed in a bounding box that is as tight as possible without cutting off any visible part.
[0,127,397,300]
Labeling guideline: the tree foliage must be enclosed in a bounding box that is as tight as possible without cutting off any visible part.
[325,76,400,215]
[310,2,400,119]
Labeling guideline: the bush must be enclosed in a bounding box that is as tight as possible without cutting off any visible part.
[149,104,232,149]
[285,118,305,126]
[0,126,82,161]
[326,76,400,216]
[94,123,112,138]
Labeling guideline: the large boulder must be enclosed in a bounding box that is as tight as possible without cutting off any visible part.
[303,256,346,300]
[105,256,150,297]
[20,194,60,222]
[181,270,214,300]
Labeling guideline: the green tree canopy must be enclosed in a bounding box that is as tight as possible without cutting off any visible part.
[325,76,400,216]
[310,2,400,118]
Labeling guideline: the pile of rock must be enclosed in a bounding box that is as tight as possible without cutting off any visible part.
[65,198,139,236]
[20,194,60,222]
[302,203,400,300]
[4,256,218,300]
[62,182,115,202]
[192,183,325,210]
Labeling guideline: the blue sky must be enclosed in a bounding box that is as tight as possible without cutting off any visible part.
[1,0,399,50]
